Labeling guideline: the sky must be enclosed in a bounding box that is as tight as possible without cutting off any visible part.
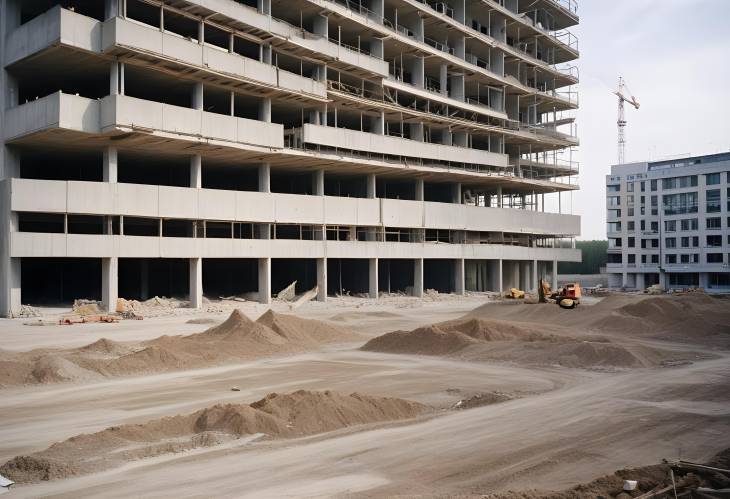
[562,0,730,239]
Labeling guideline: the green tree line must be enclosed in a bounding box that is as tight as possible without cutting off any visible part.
[558,240,608,275]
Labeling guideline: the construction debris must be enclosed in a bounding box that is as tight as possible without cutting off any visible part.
[59,315,119,325]
[15,305,40,319]
[276,281,297,302]
[72,299,102,316]
[0,473,14,494]
[290,286,318,310]
[506,288,525,299]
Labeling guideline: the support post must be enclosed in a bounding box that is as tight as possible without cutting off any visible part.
[413,258,424,297]
[313,170,324,196]
[189,257,203,309]
[454,258,465,295]
[369,258,378,298]
[552,259,559,290]
[102,257,118,313]
[258,257,271,304]
[103,146,118,183]
[190,154,201,189]
[317,258,327,302]
[192,82,204,110]
[452,183,462,204]
[259,98,272,122]
[533,260,538,292]
[366,173,376,199]
[415,178,424,201]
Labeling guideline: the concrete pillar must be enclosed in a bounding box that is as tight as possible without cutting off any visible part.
[317,258,327,302]
[493,259,504,292]
[699,272,709,290]
[371,111,385,135]
[449,74,465,101]
[101,257,118,313]
[410,57,425,88]
[259,98,272,122]
[189,257,203,308]
[413,258,424,297]
[258,258,271,304]
[369,258,378,298]
[190,154,201,189]
[103,146,118,183]
[105,0,119,19]
[454,259,465,295]
[257,0,271,15]
[0,257,21,318]
[533,260,538,292]
[552,259,559,290]
[371,38,384,59]
[439,64,448,96]
[497,186,503,208]
[313,170,324,196]
[415,178,424,201]
[366,174,376,199]
[260,44,272,64]
[258,163,271,193]
[312,14,328,38]
[410,122,424,142]
[520,261,531,292]
[452,183,462,204]
[192,82,204,110]
[454,35,466,59]
[110,61,120,95]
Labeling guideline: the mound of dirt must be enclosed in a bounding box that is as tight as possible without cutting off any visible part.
[362,316,704,369]
[468,295,730,344]
[0,390,429,483]
[0,310,361,388]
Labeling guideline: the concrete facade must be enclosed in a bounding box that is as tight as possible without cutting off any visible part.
[606,153,730,292]
[0,0,580,316]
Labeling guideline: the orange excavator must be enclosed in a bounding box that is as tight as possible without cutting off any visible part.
[539,279,581,309]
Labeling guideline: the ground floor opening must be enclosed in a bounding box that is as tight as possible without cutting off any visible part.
[202,259,258,298]
[378,259,416,295]
[271,258,317,297]
[118,258,189,301]
[327,259,370,297]
[21,257,101,305]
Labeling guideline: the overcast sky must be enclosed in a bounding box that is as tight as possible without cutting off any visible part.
[564,0,730,239]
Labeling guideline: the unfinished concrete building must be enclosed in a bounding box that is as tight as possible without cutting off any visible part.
[0,0,580,316]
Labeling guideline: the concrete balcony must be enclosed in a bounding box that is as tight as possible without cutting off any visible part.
[101,16,327,100]
[3,6,101,66]
[10,179,580,236]
[299,124,509,168]
[4,93,284,150]
[182,0,390,78]
[9,232,581,262]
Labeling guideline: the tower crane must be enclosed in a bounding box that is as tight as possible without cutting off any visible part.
[615,77,640,164]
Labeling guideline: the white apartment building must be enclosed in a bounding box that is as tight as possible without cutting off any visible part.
[606,152,730,292]
[0,0,581,317]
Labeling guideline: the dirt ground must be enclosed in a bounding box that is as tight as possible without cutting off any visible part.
[0,292,728,498]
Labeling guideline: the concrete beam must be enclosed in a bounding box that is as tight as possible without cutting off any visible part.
[101,257,118,313]
[189,257,203,308]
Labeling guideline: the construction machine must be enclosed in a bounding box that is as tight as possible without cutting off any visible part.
[538,279,582,309]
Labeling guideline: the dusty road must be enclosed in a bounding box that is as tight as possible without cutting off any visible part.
[1,295,729,498]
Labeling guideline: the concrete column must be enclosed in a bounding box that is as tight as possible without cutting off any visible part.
[533,260,538,292]
[313,170,324,196]
[520,261,531,292]
[454,259,465,295]
[492,259,503,292]
[313,14,328,38]
[409,122,424,142]
[410,57,424,88]
[454,0,466,23]
[103,146,118,183]
[110,61,120,95]
[413,258,424,297]
[439,64,449,96]
[101,257,118,313]
[454,35,466,59]
[189,258,203,308]
[449,74,465,101]
[317,258,327,302]
[371,38,384,59]
[260,44,272,64]
[258,163,271,193]
[190,154,202,189]
[366,174,376,199]
[258,258,271,304]
[259,98,272,122]
[699,272,709,290]
[552,259,559,290]
[452,183,462,204]
[105,0,119,19]
[371,111,385,135]
[192,82,204,110]
[497,186,503,208]
[369,258,378,298]
[0,257,21,318]
[257,0,271,15]
[415,178,424,201]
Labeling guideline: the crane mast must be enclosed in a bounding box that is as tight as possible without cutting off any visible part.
[615,77,640,164]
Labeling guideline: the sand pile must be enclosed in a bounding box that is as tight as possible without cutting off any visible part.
[0,310,361,387]
[467,295,730,344]
[0,390,429,483]
[362,317,704,369]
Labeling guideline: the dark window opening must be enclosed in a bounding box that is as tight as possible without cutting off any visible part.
[203,259,258,298]
[162,219,194,238]
[273,224,317,240]
[118,152,190,187]
[18,212,65,233]
[377,179,416,200]
[123,217,159,237]
[126,0,160,28]
[20,0,104,24]
[164,10,199,41]
[270,171,313,195]
[378,259,415,294]
[124,65,194,108]
[424,259,455,293]
[202,164,258,191]
[424,182,454,203]
[233,36,260,60]
[327,259,369,296]
[271,259,317,297]
[206,221,232,238]
[21,257,101,305]
[19,148,102,181]
[324,175,367,198]
[67,215,105,235]
[118,258,189,300]
[204,24,230,50]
